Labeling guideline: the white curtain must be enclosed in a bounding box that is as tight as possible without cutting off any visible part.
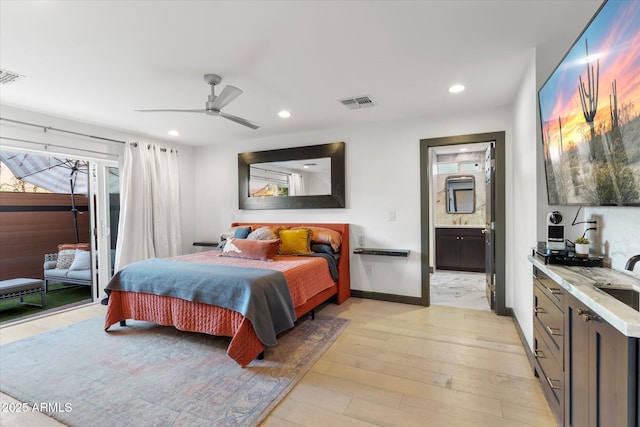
[114,142,182,271]
[288,173,305,196]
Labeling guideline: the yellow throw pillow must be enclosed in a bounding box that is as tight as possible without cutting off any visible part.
[278,228,313,255]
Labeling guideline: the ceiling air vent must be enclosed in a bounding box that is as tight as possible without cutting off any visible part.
[0,69,24,84]
[339,95,375,109]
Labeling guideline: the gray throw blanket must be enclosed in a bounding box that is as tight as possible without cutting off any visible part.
[105,258,296,346]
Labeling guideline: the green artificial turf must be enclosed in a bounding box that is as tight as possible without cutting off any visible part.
[0,282,92,324]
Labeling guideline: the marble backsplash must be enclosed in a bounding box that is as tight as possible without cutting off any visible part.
[434,151,486,227]
[584,206,640,276]
[434,170,485,227]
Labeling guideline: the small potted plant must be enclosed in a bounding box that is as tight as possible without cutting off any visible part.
[574,237,590,256]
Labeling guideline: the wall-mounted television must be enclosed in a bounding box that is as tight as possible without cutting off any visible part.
[539,0,640,206]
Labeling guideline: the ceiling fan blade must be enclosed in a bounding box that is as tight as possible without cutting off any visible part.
[211,85,243,110]
[135,109,207,113]
[219,111,261,130]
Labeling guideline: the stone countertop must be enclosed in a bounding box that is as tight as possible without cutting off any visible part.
[528,255,640,338]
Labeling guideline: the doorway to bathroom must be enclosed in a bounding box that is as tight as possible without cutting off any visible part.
[419,131,506,314]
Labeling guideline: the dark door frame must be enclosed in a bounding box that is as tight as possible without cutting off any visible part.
[419,131,507,315]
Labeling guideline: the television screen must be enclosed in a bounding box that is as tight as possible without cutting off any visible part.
[538,0,640,206]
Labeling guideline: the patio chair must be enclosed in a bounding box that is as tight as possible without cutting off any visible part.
[43,243,92,292]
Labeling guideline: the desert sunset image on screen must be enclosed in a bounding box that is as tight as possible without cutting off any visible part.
[538,0,640,206]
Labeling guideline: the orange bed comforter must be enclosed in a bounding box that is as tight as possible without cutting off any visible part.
[104,251,336,367]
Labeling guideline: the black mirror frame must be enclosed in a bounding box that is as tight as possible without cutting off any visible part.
[445,175,476,214]
[238,141,345,210]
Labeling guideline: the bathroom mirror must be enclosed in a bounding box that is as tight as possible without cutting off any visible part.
[238,142,345,209]
[446,175,475,213]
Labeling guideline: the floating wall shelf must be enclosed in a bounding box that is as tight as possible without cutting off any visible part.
[353,248,410,257]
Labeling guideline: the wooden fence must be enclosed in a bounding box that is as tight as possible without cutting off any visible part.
[0,192,90,281]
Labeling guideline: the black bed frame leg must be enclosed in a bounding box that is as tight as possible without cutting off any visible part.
[311,309,315,320]
[257,351,264,360]
[119,320,127,327]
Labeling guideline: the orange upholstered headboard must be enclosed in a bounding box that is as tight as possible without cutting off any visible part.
[231,222,350,304]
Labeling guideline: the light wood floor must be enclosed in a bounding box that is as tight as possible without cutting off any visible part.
[0,299,554,426]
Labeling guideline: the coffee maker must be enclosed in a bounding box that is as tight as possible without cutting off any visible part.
[546,211,567,254]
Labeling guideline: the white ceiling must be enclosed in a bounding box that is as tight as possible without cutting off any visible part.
[0,0,602,147]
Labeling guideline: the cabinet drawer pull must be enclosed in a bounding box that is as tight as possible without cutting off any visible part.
[545,286,562,295]
[534,306,544,314]
[546,325,561,336]
[534,350,545,358]
[576,308,595,321]
[546,377,561,390]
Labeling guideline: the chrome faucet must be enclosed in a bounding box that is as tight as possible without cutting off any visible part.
[626,254,640,272]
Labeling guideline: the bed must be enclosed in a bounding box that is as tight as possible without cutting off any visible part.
[104,222,350,367]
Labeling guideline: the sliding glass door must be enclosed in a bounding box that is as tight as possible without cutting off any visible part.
[90,163,120,299]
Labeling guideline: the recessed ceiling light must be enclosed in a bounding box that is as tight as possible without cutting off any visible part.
[449,84,465,94]
[459,148,468,152]
[278,110,291,118]
[168,130,180,136]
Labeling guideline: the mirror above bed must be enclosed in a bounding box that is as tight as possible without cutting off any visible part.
[238,142,345,209]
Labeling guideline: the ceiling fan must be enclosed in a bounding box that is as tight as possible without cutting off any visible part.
[135,74,261,130]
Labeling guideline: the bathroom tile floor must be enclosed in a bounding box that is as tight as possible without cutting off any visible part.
[430,270,490,311]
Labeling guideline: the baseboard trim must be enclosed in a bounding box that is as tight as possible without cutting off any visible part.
[350,290,424,306]
[512,313,536,375]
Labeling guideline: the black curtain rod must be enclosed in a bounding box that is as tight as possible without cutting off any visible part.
[0,117,127,144]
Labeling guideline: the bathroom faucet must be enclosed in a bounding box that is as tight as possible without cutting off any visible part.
[626,254,640,272]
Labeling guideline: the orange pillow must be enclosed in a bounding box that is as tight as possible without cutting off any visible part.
[294,226,342,252]
[278,228,313,255]
[221,238,280,261]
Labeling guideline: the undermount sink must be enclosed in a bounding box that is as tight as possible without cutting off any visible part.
[594,283,640,311]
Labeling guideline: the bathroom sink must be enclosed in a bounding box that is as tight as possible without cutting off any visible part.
[594,284,639,311]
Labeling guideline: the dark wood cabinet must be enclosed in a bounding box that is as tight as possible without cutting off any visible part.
[532,267,565,426]
[531,265,639,427]
[564,293,638,427]
[435,227,485,272]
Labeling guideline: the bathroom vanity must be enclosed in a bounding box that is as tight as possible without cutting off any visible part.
[434,227,485,272]
[528,255,639,427]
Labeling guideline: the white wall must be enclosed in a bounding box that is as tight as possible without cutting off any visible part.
[0,105,197,255]
[194,109,510,298]
[509,51,538,348]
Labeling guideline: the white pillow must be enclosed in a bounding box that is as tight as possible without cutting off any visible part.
[69,250,91,271]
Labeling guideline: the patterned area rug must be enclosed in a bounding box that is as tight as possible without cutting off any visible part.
[0,314,348,426]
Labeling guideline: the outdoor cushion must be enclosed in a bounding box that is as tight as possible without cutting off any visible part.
[44,269,70,278]
[55,249,76,269]
[69,250,91,271]
[66,270,91,281]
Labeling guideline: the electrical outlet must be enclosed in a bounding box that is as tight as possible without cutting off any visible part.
[388,210,396,221]
[589,215,600,237]
[365,265,373,276]
[358,235,365,247]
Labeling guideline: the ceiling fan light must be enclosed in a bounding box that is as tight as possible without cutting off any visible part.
[278,110,291,118]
